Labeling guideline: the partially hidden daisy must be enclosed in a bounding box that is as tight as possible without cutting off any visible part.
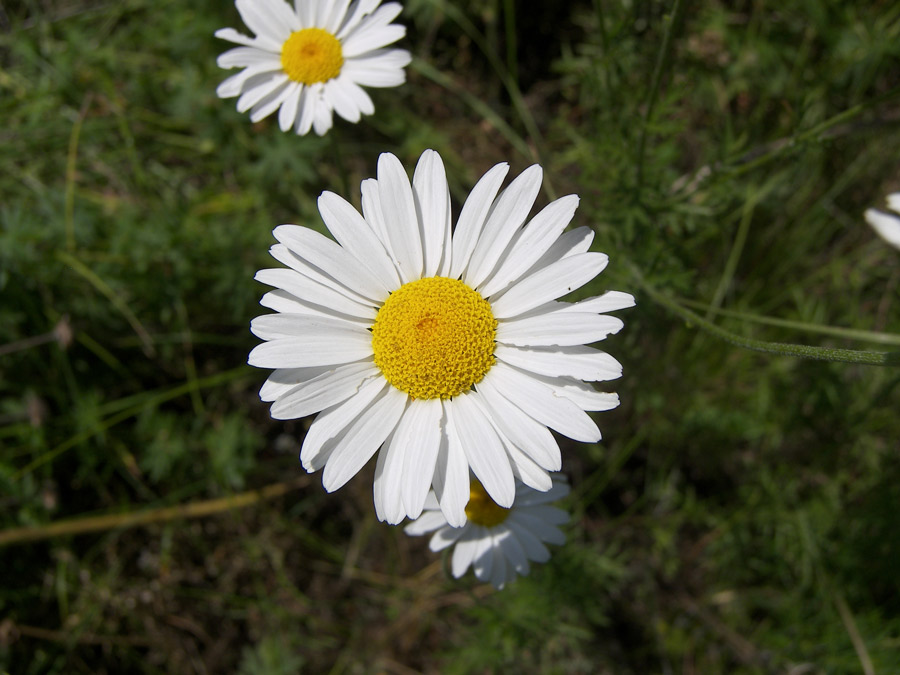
[215,0,411,136]
[864,192,900,250]
[249,149,634,526]
[405,474,570,590]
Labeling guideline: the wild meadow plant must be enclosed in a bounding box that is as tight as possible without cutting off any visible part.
[1,0,899,673]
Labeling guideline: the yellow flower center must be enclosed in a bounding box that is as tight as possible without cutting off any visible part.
[371,277,497,400]
[464,479,510,527]
[280,28,344,85]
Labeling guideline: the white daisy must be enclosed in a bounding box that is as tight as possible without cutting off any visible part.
[864,192,900,250]
[249,149,633,526]
[215,0,411,136]
[404,474,571,590]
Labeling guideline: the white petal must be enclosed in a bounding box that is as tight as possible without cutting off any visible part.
[481,363,601,442]
[477,194,580,298]
[317,192,401,290]
[248,318,373,368]
[343,25,405,58]
[217,67,270,99]
[321,0,352,33]
[887,193,900,213]
[259,289,308,314]
[541,376,620,411]
[515,476,570,506]
[312,96,334,135]
[373,428,405,523]
[474,378,561,471]
[236,0,296,43]
[249,310,369,340]
[497,312,624,347]
[335,76,375,116]
[249,80,295,122]
[335,0,381,38]
[512,511,566,545]
[259,365,333,401]
[465,165,543,290]
[413,150,452,278]
[324,77,361,122]
[295,0,316,27]
[300,377,387,471]
[343,19,405,57]
[449,163,510,280]
[294,87,315,135]
[497,527,530,574]
[489,252,609,319]
[387,399,442,519]
[215,27,279,51]
[254,268,377,319]
[341,3,405,54]
[559,290,636,313]
[432,405,469,528]
[428,524,467,552]
[495,344,622,381]
[269,361,379,420]
[377,153,423,283]
[865,208,900,249]
[267,243,374,307]
[341,50,411,87]
[403,511,448,537]
[524,505,571,527]
[217,46,282,69]
[471,528,495,582]
[236,73,290,112]
[278,82,302,131]
[321,385,407,491]
[451,527,482,577]
[273,224,391,302]
[507,517,550,562]
[360,178,391,249]
[520,226,595,280]
[494,427,553,493]
[447,394,515,508]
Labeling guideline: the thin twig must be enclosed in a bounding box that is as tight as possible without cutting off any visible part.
[0,477,310,547]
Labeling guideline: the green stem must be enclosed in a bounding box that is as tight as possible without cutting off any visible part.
[502,0,518,90]
[64,95,92,251]
[635,0,685,195]
[637,275,900,367]
[678,298,900,347]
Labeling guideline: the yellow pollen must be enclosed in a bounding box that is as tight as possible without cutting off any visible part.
[371,276,497,400]
[280,28,344,85]
[465,479,509,527]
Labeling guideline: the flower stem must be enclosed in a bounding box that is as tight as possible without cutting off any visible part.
[636,273,900,367]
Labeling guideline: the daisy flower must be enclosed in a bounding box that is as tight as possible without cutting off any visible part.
[404,474,571,590]
[215,0,411,136]
[249,149,633,526]
[865,192,900,250]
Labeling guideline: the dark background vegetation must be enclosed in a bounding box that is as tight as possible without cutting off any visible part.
[2,0,899,672]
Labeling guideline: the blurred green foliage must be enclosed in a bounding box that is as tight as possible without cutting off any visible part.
[1,0,899,672]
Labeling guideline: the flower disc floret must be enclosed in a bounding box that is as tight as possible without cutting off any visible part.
[371,277,497,400]
[464,479,509,527]
[281,28,344,85]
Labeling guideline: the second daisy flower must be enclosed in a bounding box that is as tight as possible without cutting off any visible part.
[216,0,411,136]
